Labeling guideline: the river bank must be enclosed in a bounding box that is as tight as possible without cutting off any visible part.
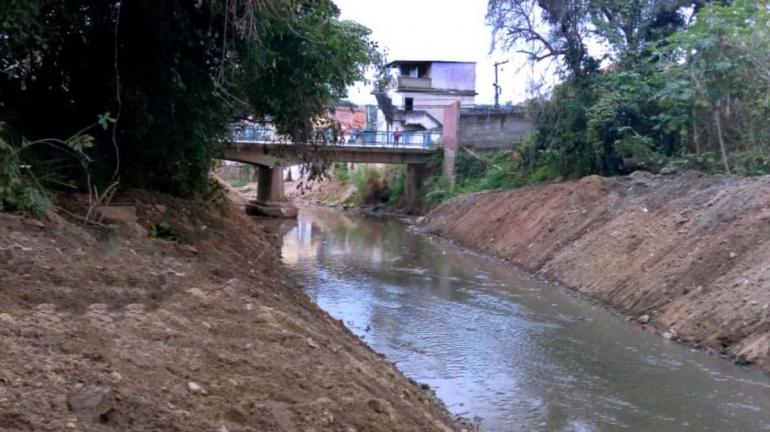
[422,170,770,372]
[0,192,457,431]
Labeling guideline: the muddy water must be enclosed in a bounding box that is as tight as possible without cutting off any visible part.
[279,207,770,432]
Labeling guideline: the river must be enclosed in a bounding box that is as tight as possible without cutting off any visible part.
[278,207,770,432]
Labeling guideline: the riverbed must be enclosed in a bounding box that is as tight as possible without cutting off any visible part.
[279,207,770,431]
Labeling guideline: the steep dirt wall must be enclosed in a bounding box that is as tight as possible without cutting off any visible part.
[0,193,456,432]
[423,171,770,371]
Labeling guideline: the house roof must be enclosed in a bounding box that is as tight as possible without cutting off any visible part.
[384,60,476,68]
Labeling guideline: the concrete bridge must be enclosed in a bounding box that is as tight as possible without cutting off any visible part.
[222,128,446,217]
[221,103,460,218]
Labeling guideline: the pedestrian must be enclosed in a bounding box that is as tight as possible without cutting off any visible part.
[393,127,401,147]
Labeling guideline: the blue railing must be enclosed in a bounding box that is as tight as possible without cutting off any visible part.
[230,125,441,149]
[231,126,279,143]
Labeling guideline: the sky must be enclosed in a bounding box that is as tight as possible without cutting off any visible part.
[333,0,541,106]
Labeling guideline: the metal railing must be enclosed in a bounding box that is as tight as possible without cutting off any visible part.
[231,126,279,143]
[230,125,441,149]
[346,130,441,149]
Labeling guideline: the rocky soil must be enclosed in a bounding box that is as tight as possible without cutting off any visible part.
[423,170,770,371]
[0,191,457,431]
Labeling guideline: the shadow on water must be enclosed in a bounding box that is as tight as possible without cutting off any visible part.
[279,207,770,432]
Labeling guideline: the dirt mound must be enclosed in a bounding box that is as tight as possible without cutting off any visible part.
[286,178,356,207]
[0,192,456,431]
[423,171,770,371]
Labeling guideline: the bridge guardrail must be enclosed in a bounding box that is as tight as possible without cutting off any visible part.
[230,125,441,149]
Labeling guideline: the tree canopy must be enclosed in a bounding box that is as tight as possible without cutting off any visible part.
[482,0,770,182]
[487,0,698,76]
[0,0,381,204]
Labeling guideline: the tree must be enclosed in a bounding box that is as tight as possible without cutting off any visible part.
[485,0,725,181]
[486,0,696,76]
[659,0,770,174]
[487,0,593,77]
[0,0,381,199]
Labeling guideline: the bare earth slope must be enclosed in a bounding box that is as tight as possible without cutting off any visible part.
[0,193,455,431]
[423,171,770,371]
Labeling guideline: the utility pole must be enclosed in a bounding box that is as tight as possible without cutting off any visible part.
[493,60,509,109]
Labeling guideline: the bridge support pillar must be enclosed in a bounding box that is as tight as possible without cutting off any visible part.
[246,164,298,218]
[442,101,460,186]
[405,163,427,213]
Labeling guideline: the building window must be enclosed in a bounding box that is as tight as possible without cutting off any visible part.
[405,97,414,111]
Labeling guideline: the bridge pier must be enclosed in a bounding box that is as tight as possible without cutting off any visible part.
[405,163,428,213]
[442,101,460,186]
[246,164,298,218]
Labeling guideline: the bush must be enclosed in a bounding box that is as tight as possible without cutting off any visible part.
[424,176,456,204]
[230,178,248,188]
[333,163,351,182]
[349,167,388,204]
[387,166,406,205]
[0,146,50,218]
[667,151,770,177]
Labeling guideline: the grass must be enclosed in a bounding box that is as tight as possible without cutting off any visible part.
[229,178,249,188]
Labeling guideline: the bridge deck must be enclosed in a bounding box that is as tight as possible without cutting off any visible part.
[230,127,441,149]
[225,141,439,167]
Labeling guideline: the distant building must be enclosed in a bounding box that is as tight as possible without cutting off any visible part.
[374,60,477,133]
[332,103,367,135]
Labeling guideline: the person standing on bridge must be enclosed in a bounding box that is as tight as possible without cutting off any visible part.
[393,127,401,147]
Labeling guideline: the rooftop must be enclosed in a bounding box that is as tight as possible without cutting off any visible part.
[384,59,476,68]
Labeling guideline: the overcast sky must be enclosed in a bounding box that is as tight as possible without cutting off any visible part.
[333,0,539,106]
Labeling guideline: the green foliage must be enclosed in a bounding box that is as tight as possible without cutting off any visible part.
[424,177,456,205]
[424,150,528,205]
[668,151,770,177]
[149,220,185,242]
[339,165,406,206]
[333,163,350,182]
[456,151,525,191]
[487,0,691,76]
[1,0,381,199]
[0,122,100,218]
[386,166,406,205]
[149,221,173,238]
[239,3,383,141]
[485,0,770,187]
[229,178,248,189]
[0,143,51,218]
[529,165,557,184]
[349,167,388,204]
[613,128,666,171]
[484,1,759,184]
[656,0,770,171]
[526,66,679,179]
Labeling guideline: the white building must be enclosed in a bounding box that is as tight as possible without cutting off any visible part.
[374,60,477,133]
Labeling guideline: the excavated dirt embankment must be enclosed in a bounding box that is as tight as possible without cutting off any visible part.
[0,192,456,431]
[423,171,770,371]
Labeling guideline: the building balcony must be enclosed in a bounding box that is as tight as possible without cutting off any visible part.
[397,76,432,90]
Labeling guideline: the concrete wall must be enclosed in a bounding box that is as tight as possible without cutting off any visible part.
[388,92,476,128]
[459,109,534,150]
[431,62,476,91]
[394,110,441,132]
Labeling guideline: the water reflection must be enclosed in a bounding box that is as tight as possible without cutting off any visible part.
[280,207,770,432]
